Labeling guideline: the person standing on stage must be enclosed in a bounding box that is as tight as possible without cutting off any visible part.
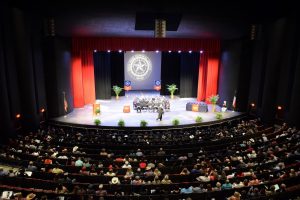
[156,106,164,121]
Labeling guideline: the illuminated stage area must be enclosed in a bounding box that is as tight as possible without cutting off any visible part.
[53,91,243,127]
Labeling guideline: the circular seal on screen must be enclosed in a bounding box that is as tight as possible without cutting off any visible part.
[127,54,152,81]
[155,80,161,86]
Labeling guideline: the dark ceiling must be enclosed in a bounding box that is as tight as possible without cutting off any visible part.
[12,0,294,39]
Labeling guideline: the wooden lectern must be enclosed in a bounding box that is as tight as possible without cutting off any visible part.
[93,103,101,115]
[123,105,130,113]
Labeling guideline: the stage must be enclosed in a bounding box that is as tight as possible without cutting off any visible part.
[53,91,243,128]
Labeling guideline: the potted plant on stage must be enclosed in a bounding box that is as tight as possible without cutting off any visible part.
[118,119,125,127]
[112,85,123,100]
[95,108,101,116]
[166,84,178,99]
[140,120,148,127]
[208,94,219,112]
[94,118,101,126]
[195,116,203,123]
[172,118,180,126]
[216,113,223,120]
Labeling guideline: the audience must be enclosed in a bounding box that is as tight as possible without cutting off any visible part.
[0,119,299,199]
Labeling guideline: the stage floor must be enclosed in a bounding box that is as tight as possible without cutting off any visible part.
[53,93,243,127]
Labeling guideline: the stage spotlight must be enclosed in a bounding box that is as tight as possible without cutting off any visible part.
[200,50,204,54]
[168,50,171,53]
[178,50,181,53]
[155,50,159,53]
[277,106,282,110]
[251,103,255,107]
[107,50,111,53]
[118,50,122,53]
[41,108,45,113]
[93,50,97,52]
[142,50,145,53]
[16,114,21,119]
[188,50,192,53]
[131,50,134,53]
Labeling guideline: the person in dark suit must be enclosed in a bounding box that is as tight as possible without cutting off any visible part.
[156,107,164,121]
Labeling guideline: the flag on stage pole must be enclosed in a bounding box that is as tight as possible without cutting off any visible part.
[63,92,68,113]
[232,92,236,111]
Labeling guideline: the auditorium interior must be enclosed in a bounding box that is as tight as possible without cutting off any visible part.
[0,1,300,199]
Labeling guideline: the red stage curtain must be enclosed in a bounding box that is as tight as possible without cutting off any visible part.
[205,53,220,101]
[71,54,85,108]
[197,53,208,101]
[81,50,96,105]
[197,52,220,102]
[72,37,220,52]
[72,40,96,108]
[71,37,220,108]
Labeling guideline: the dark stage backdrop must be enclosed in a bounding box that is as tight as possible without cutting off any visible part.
[93,52,111,99]
[93,52,125,99]
[180,53,200,97]
[111,52,125,96]
[95,51,200,98]
[161,52,181,96]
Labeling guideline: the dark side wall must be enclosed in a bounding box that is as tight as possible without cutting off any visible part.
[218,40,243,109]
[0,5,47,141]
[43,37,73,118]
[248,16,300,126]
[221,15,300,127]
[0,4,73,141]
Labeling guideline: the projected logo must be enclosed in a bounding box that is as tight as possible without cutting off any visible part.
[127,54,152,81]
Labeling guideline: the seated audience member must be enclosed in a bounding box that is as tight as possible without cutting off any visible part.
[105,167,116,177]
[131,176,144,185]
[222,180,233,190]
[122,161,132,169]
[180,167,190,175]
[55,184,69,194]
[157,148,166,156]
[52,167,64,174]
[180,185,193,194]
[227,191,241,200]
[96,184,107,196]
[136,149,144,157]
[161,175,172,184]
[75,157,84,167]
[0,168,8,176]
[99,148,108,156]
[153,168,162,176]
[152,175,161,184]
[192,184,207,193]
[27,161,37,172]
[44,157,52,165]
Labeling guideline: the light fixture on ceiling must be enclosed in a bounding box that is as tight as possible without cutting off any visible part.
[155,19,166,38]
